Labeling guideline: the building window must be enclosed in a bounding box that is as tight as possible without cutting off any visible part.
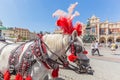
[108,29,112,34]
[91,27,95,33]
[100,28,105,35]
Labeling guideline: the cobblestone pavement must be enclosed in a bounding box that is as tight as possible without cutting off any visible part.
[57,46,120,80]
[58,59,120,80]
[10,45,120,80]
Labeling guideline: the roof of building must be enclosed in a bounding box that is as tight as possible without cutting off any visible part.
[0,25,7,30]
[14,27,29,31]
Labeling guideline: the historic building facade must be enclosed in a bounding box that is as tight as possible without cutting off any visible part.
[1,20,37,41]
[2,27,30,40]
[0,20,2,36]
[85,15,120,44]
[2,28,14,38]
[14,27,30,40]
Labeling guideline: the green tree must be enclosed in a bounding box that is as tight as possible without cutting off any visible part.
[22,37,26,41]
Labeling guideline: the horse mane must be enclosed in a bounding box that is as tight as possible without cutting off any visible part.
[43,34,70,53]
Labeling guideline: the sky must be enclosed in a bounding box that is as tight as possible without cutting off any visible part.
[0,0,120,33]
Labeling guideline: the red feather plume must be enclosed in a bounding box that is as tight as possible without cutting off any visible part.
[57,17,74,34]
[74,22,82,36]
[56,17,82,36]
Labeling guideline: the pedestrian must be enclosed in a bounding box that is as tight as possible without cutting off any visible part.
[93,41,102,56]
[110,42,117,54]
[91,41,95,56]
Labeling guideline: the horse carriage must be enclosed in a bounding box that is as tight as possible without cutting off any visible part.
[0,2,94,80]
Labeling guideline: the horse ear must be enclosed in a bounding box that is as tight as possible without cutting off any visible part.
[71,30,78,40]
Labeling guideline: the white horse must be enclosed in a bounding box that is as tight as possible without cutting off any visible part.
[0,31,87,80]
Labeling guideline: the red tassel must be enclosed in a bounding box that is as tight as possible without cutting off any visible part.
[19,75,23,80]
[68,53,77,62]
[15,73,23,80]
[25,75,32,80]
[15,73,20,80]
[4,70,10,80]
[52,67,59,78]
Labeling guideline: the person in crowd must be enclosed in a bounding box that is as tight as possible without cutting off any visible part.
[110,42,118,54]
[91,41,95,56]
[93,40,102,56]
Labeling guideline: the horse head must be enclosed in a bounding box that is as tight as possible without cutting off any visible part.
[62,30,87,61]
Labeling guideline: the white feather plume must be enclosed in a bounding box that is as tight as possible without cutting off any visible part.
[52,9,67,17]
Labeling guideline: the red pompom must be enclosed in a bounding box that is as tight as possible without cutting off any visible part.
[52,67,59,78]
[25,75,32,80]
[83,50,88,54]
[4,70,10,80]
[68,54,77,62]
[15,73,20,80]
[15,73,23,80]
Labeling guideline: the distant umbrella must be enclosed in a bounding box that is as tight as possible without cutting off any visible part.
[0,25,7,30]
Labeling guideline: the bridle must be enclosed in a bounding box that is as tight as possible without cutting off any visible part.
[37,35,85,68]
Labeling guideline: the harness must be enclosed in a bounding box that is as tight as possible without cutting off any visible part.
[5,38,65,79]
[2,36,88,80]
[8,41,30,74]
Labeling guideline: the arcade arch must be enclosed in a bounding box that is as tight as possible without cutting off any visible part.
[116,37,120,42]
[99,37,106,43]
[107,37,114,43]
